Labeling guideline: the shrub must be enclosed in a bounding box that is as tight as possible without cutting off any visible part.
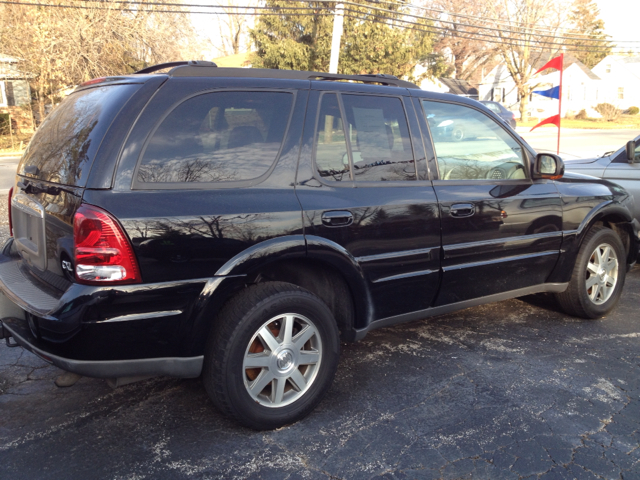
[628,106,639,115]
[0,113,9,135]
[595,103,621,122]
[575,109,588,120]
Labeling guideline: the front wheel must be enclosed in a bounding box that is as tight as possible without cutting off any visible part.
[555,226,626,319]
[202,282,340,430]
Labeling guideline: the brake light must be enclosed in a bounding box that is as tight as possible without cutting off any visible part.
[8,187,13,237]
[79,77,107,87]
[73,204,141,285]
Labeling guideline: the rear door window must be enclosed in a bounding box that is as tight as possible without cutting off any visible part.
[314,93,416,182]
[18,84,142,187]
[136,91,294,185]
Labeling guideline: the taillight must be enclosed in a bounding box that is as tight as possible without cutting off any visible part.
[73,204,141,285]
[8,187,13,237]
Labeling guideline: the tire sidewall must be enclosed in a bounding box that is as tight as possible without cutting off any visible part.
[575,228,626,318]
[223,290,339,429]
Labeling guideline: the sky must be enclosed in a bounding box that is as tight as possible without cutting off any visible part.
[595,0,640,46]
[191,0,640,60]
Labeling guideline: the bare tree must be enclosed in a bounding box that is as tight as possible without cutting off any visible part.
[207,0,256,57]
[426,0,499,81]
[487,0,568,121]
[0,0,203,121]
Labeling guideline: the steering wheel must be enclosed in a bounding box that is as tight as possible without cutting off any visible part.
[486,162,525,180]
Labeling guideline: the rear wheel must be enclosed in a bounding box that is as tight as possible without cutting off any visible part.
[203,282,340,430]
[556,226,626,319]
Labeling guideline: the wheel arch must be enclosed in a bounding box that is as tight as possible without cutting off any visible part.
[186,235,372,355]
[548,202,637,283]
[576,204,636,266]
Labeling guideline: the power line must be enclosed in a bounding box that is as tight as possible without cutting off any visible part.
[76,0,639,44]
[2,0,637,54]
[354,0,623,41]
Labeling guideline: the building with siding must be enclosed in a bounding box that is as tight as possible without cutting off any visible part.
[0,55,34,133]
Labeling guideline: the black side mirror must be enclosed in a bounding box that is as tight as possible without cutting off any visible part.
[532,153,564,180]
[626,140,636,163]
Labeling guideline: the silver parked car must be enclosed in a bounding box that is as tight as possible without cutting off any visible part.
[564,135,640,246]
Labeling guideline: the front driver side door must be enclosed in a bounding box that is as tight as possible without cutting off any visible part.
[419,99,563,306]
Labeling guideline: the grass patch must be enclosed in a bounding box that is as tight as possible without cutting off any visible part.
[519,115,640,130]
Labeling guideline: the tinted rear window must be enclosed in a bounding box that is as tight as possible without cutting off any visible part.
[135,91,294,185]
[18,84,142,187]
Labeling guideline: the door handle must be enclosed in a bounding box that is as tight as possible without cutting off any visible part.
[321,210,353,227]
[450,203,475,218]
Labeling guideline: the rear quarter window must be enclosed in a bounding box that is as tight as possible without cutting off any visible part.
[135,91,294,185]
[18,84,142,187]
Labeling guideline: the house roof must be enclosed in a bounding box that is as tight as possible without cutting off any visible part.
[533,54,599,80]
[211,51,252,68]
[438,78,478,96]
[0,54,29,79]
[482,54,601,85]
[611,55,640,80]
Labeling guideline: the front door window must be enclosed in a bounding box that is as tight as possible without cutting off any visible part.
[422,101,526,181]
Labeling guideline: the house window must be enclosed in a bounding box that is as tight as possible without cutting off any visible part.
[492,87,505,103]
[606,64,611,74]
[618,87,624,100]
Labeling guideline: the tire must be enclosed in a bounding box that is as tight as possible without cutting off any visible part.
[555,226,626,319]
[202,282,340,430]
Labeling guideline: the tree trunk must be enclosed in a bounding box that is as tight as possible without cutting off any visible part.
[519,87,529,123]
[37,85,45,126]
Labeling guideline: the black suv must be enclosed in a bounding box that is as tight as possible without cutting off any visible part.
[1,62,637,430]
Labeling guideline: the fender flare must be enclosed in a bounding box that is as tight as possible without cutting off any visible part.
[304,235,374,331]
[548,201,636,283]
[186,235,374,353]
[215,236,372,327]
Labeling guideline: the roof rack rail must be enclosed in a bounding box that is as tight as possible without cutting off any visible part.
[166,65,419,88]
[135,60,217,75]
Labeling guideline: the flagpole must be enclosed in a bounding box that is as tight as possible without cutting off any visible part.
[557,54,564,155]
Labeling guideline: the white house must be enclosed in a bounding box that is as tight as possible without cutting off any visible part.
[591,55,640,110]
[477,55,638,118]
[530,60,602,118]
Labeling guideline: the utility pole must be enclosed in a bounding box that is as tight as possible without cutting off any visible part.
[329,3,344,74]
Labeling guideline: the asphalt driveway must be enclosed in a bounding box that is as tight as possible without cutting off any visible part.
[1,260,639,479]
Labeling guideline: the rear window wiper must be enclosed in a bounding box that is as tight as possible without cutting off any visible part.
[17,179,62,196]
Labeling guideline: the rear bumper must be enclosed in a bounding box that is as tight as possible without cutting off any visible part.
[1,317,203,378]
[0,237,247,372]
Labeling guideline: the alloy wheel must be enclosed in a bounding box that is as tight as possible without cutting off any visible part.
[242,313,322,408]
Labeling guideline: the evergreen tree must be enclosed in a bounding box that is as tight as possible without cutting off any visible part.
[249,0,440,79]
[566,0,612,68]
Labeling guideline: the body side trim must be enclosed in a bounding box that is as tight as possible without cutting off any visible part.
[94,310,183,324]
[444,231,562,253]
[443,250,558,272]
[356,247,434,263]
[372,269,438,284]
